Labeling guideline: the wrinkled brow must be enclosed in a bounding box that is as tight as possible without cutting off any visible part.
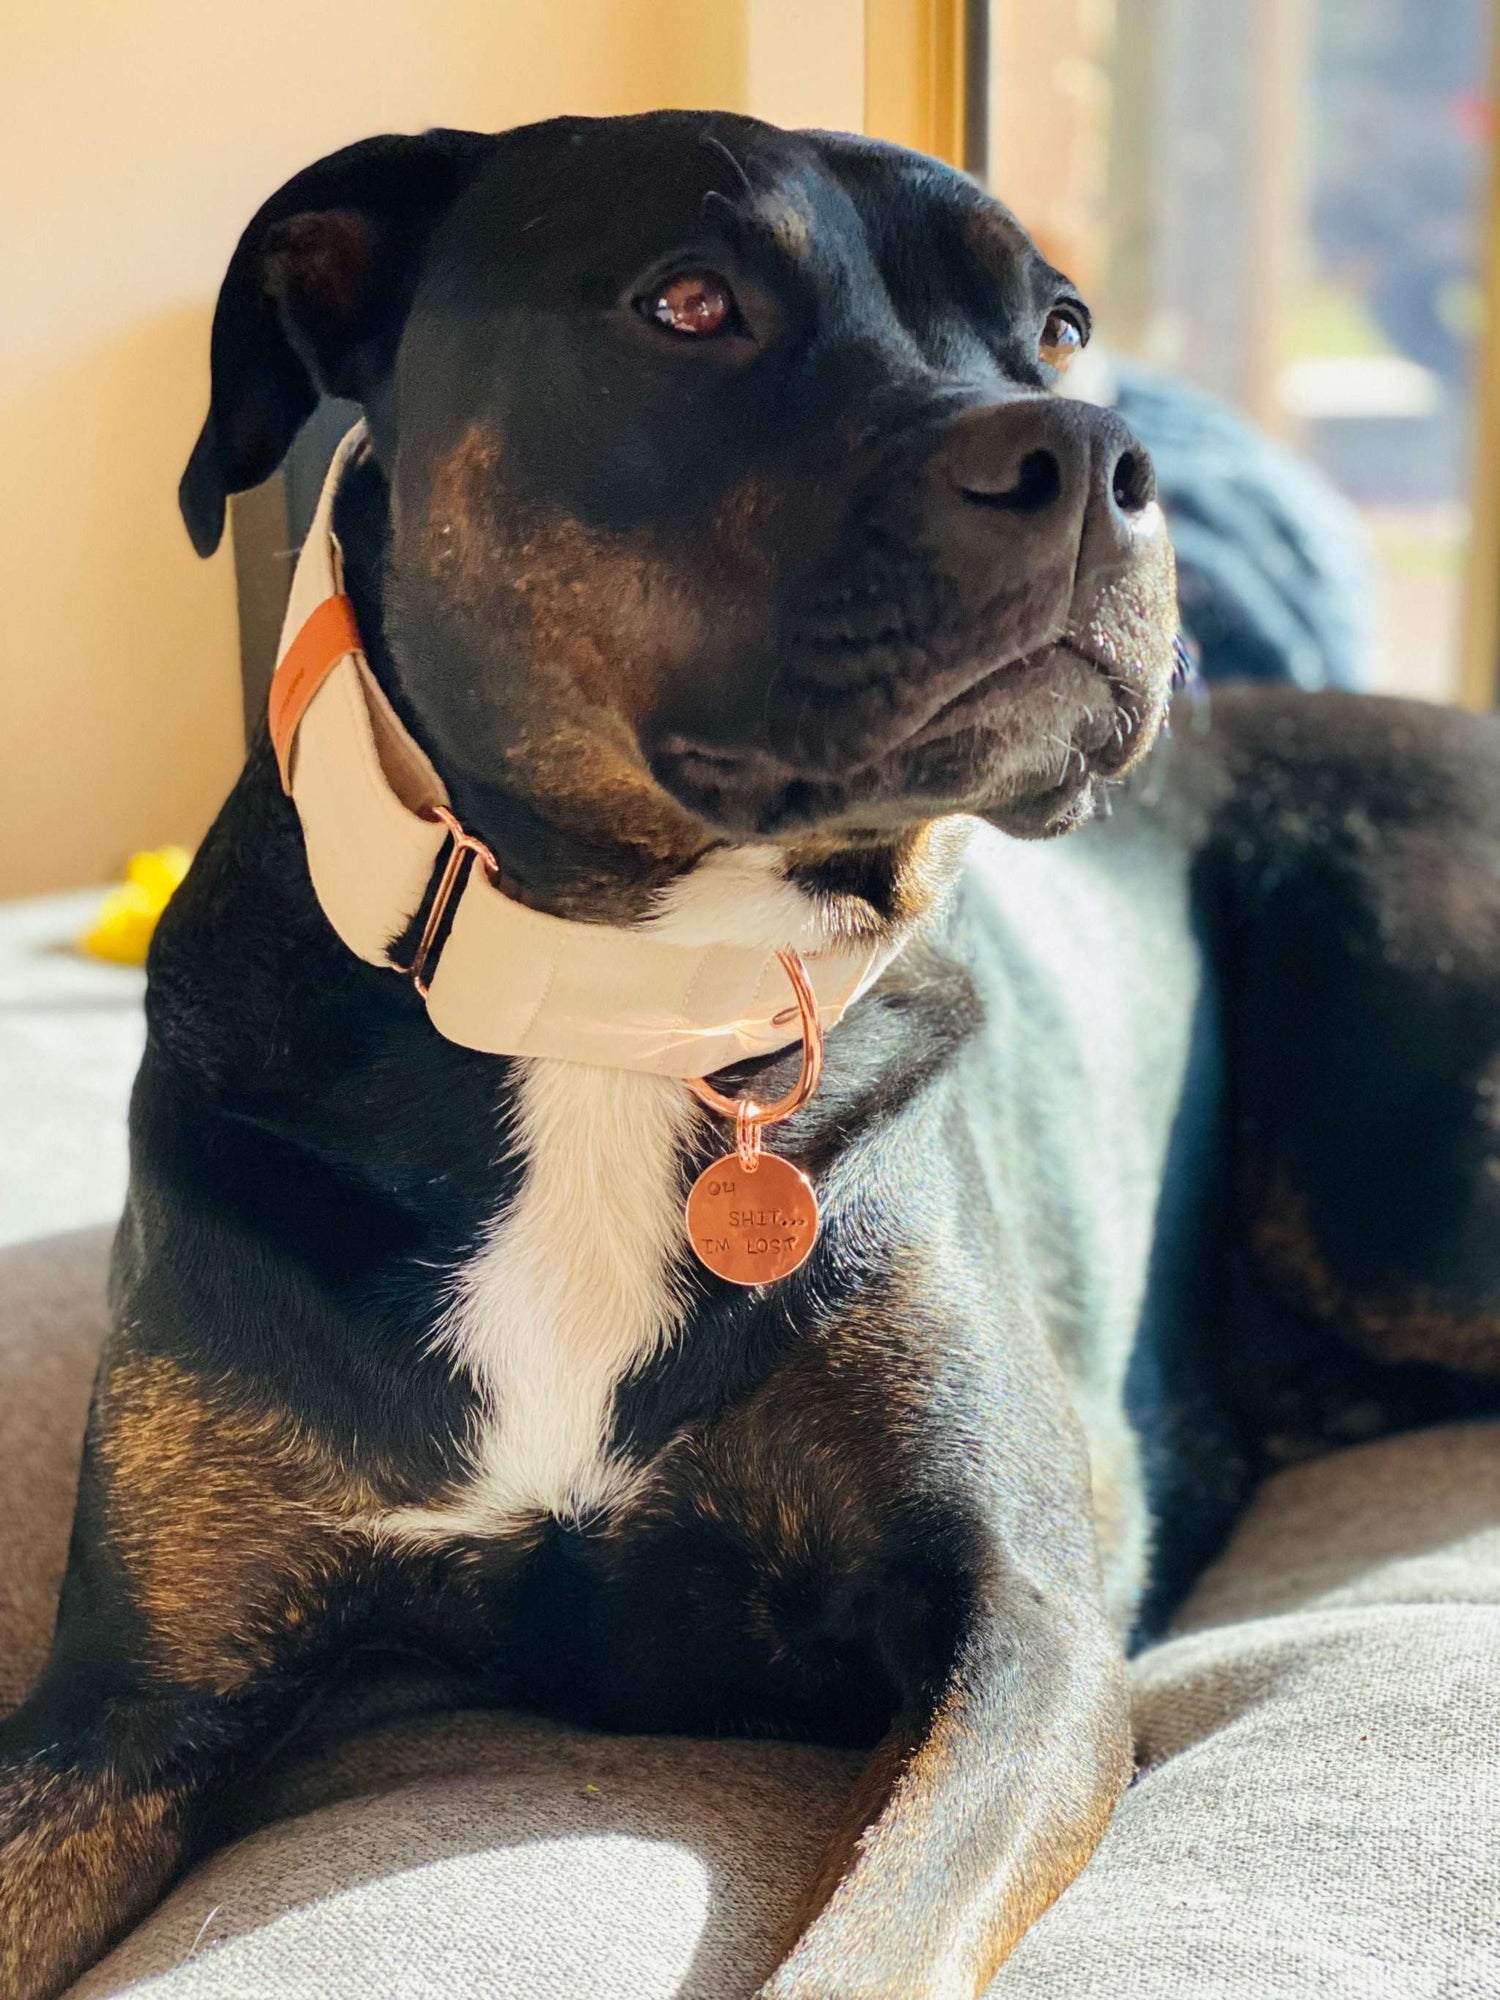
[962,202,1088,322]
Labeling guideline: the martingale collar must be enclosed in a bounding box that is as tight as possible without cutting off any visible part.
[266,424,901,1078]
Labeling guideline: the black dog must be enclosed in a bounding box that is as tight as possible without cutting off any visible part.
[5,112,1499,2000]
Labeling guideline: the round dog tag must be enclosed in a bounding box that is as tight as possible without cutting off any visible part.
[685,1150,819,1286]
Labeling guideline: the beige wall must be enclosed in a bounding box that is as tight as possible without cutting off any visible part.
[986,0,1112,294]
[0,0,869,898]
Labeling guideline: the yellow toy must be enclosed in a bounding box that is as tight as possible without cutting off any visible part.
[79,846,191,966]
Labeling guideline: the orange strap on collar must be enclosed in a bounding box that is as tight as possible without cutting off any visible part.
[268,592,362,790]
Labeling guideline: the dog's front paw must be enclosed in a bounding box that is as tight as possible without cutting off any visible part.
[0,1747,186,2000]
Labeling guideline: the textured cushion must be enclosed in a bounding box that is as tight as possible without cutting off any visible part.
[999,1427,1500,1999]
[0,890,144,1256]
[4,893,1498,1999]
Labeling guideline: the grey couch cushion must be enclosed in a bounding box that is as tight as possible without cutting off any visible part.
[4,894,1498,1999]
[0,891,144,1255]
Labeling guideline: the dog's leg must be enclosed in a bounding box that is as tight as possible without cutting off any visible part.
[1204,696,1500,1397]
[0,1346,378,2000]
[0,1674,271,2000]
[662,1277,1137,2000]
[760,1590,1129,2000]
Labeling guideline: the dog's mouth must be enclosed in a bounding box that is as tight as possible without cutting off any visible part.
[648,620,1170,841]
[906,633,1139,743]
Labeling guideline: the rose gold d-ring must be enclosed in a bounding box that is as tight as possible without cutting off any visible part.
[688,948,824,1131]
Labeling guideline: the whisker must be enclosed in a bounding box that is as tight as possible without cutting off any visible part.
[700,132,755,198]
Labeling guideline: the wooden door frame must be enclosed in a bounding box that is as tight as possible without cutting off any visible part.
[863,0,986,171]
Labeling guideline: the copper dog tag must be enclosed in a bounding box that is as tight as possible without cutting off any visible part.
[684,948,826,1289]
[686,1150,818,1286]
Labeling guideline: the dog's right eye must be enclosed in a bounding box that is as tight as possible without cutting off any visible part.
[639,273,737,337]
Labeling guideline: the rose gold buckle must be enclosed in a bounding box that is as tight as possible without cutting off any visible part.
[397,804,497,997]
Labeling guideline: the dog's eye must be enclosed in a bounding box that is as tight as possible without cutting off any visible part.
[641,273,736,337]
[1040,309,1087,372]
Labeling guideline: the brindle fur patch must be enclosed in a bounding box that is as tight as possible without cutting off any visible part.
[759,194,812,263]
[712,473,780,581]
[1250,1170,1500,1376]
[413,422,717,919]
[95,1355,386,1695]
[608,1259,1131,1996]
[854,1694,1125,1986]
[768,1634,1129,1999]
[421,422,707,716]
[0,1763,184,2000]
[782,817,973,938]
[962,199,1045,273]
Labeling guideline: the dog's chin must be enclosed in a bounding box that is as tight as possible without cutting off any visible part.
[649,636,1171,843]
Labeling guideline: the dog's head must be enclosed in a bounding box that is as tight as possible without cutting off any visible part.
[184,113,1176,929]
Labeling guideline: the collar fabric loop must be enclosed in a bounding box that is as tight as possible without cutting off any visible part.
[267,424,900,1077]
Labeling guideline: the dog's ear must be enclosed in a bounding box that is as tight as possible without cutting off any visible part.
[179,129,497,556]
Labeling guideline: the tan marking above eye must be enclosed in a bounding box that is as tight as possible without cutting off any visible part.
[1040,309,1086,372]
[645,273,734,336]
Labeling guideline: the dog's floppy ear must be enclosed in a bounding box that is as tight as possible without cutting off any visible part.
[180,129,497,556]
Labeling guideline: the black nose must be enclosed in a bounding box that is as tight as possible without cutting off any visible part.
[928,397,1160,589]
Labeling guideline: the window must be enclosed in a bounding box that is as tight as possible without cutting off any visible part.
[979,0,1495,702]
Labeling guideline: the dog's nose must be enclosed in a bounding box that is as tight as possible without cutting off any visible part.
[927,398,1161,588]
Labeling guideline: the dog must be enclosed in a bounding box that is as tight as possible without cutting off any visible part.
[5,111,1500,2000]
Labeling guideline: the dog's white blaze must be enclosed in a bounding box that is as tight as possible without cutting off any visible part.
[641,845,837,951]
[383,1060,697,1541]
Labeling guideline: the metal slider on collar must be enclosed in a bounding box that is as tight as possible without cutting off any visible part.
[393,806,498,997]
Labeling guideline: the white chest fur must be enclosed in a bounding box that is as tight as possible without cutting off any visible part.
[386,1059,697,1541]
